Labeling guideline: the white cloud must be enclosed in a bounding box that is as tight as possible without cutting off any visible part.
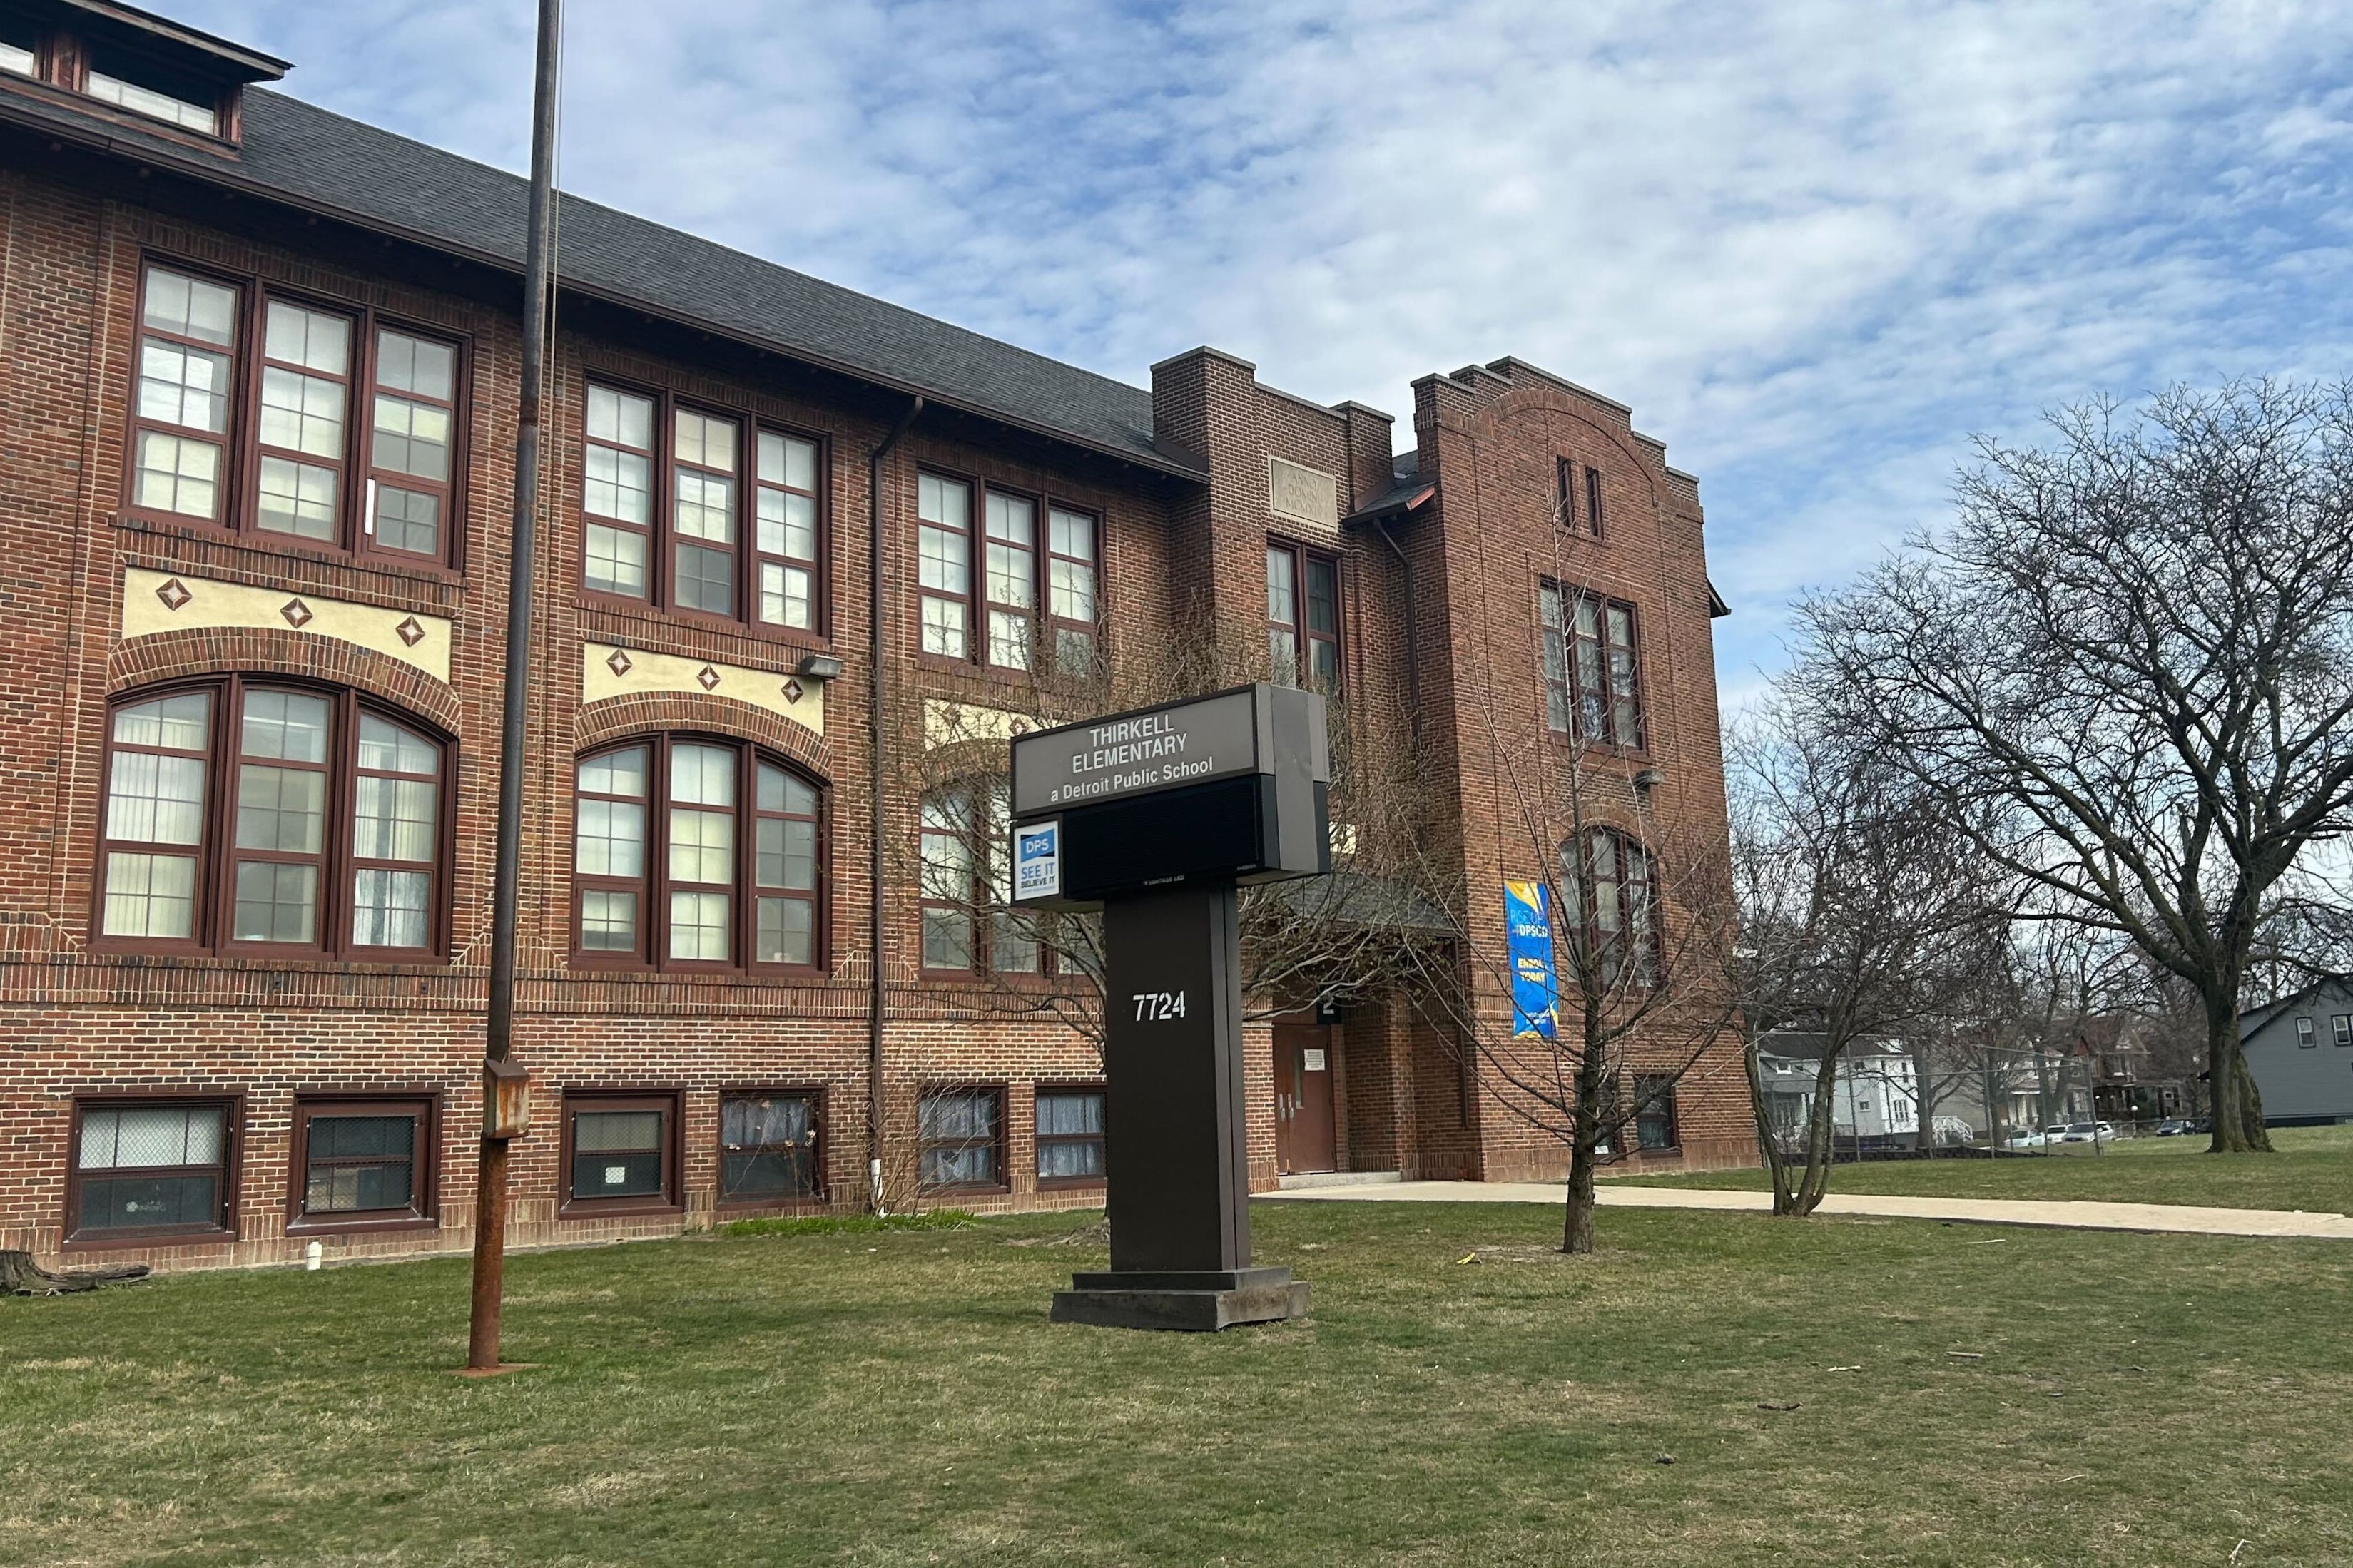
[177,0,2353,687]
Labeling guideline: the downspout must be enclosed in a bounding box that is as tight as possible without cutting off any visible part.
[866,394,924,1213]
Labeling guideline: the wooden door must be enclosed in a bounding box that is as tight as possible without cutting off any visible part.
[1274,1026,1338,1174]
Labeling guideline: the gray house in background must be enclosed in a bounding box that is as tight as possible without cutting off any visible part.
[2240,980,2353,1125]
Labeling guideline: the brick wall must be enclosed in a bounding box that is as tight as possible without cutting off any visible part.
[0,148,1749,1274]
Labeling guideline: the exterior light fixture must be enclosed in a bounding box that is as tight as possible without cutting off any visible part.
[1633,767,1665,792]
[797,653,845,681]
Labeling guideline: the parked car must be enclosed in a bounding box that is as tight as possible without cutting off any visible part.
[2006,1129,2047,1149]
[2154,1119,2192,1136]
[2045,1124,2078,1143]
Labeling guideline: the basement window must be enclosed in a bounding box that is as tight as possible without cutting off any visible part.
[86,58,218,136]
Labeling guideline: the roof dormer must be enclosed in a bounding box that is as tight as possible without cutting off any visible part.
[0,0,286,147]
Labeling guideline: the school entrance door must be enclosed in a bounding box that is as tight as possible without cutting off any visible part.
[1274,1026,1337,1174]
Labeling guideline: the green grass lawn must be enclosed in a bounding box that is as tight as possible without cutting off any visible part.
[5,1205,2351,1565]
[1612,1123,2353,1215]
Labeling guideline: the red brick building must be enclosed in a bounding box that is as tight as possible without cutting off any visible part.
[0,1,1749,1273]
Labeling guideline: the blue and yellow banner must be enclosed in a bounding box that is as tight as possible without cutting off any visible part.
[1503,878,1557,1040]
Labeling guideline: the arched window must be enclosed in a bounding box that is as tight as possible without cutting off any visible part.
[96,679,447,957]
[573,735,823,971]
[918,778,1044,976]
[1557,827,1658,989]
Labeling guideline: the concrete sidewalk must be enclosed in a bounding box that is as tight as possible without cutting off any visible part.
[1262,1178,2353,1240]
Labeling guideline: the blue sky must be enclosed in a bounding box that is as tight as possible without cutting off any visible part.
[171,1,2353,706]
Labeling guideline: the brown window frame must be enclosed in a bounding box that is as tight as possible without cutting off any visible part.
[916,464,1102,679]
[576,375,832,639]
[1267,539,1342,696]
[917,778,1054,979]
[1540,583,1646,750]
[122,253,470,570]
[1560,827,1662,992]
[916,1084,1008,1194]
[63,1092,241,1247]
[1045,504,1101,675]
[716,1086,825,1209]
[92,677,454,962]
[1034,1083,1107,1189]
[753,428,825,635]
[287,1094,438,1234]
[1632,1075,1679,1151]
[568,734,828,975]
[558,1091,683,1218]
[1585,464,1605,540]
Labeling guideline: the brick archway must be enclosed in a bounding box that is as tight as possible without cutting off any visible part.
[108,626,462,735]
[574,692,834,780]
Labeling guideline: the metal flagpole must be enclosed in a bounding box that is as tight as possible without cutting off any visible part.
[467,0,564,1374]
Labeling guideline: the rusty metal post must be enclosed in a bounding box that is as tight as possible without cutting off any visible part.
[466,0,563,1374]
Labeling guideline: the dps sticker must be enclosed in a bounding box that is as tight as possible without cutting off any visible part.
[1012,819,1062,902]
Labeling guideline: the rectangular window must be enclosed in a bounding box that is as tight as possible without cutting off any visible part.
[918,1086,1004,1191]
[984,780,1039,974]
[564,1096,675,1209]
[71,1101,233,1238]
[350,715,440,950]
[2297,1017,2317,1048]
[666,742,736,963]
[754,431,820,631]
[575,745,649,957]
[719,1091,820,1203]
[1267,541,1340,693]
[1633,1076,1677,1150]
[584,384,655,597]
[230,689,332,949]
[87,64,218,136]
[100,689,212,941]
[1541,585,1643,747]
[1036,1088,1106,1184]
[919,788,976,972]
[2334,1014,2352,1048]
[367,329,456,559]
[294,1099,430,1226]
[918,472,972,658]
[0,24,36,78]
[132,265,238,523]
[255,299,352,542]
[1585,465,1605,539]
[985,491,1037,670]
[753,761,819,967]
[672,409,739,617]
[128,263,464,561]
[1047,506,1099,673]
[1557,457,1577,529]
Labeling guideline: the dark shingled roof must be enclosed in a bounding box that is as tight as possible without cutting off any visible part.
[0,78,1196,478]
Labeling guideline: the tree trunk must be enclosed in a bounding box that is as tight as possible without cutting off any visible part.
[1746,1037,1799,1214]
[1914,1059,1937,1154]
[2205,997,2275,1154]
[1563,1138,1597,1253]
[1787,1047,1845,1217]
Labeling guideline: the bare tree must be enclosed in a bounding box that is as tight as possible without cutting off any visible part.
[1728,697,2008,1215]
[1797,382,2353,1153]
[906,609,1450,1058]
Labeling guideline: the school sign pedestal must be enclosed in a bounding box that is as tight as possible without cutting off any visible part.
[1009,683,1329,1331]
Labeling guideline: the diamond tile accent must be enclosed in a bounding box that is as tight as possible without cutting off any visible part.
[154,576,192,611]
[696,664,721,691]
[606,648,633,677]
[394,615,426,648]
[280,597,313,628]
[782,678,804,705]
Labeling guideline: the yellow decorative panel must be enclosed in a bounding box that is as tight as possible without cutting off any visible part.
[581,641,825,735]
[922,698,1037,749]
[122,567,452,683]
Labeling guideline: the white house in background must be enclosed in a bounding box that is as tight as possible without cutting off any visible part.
[1753,1032,1921,1140]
